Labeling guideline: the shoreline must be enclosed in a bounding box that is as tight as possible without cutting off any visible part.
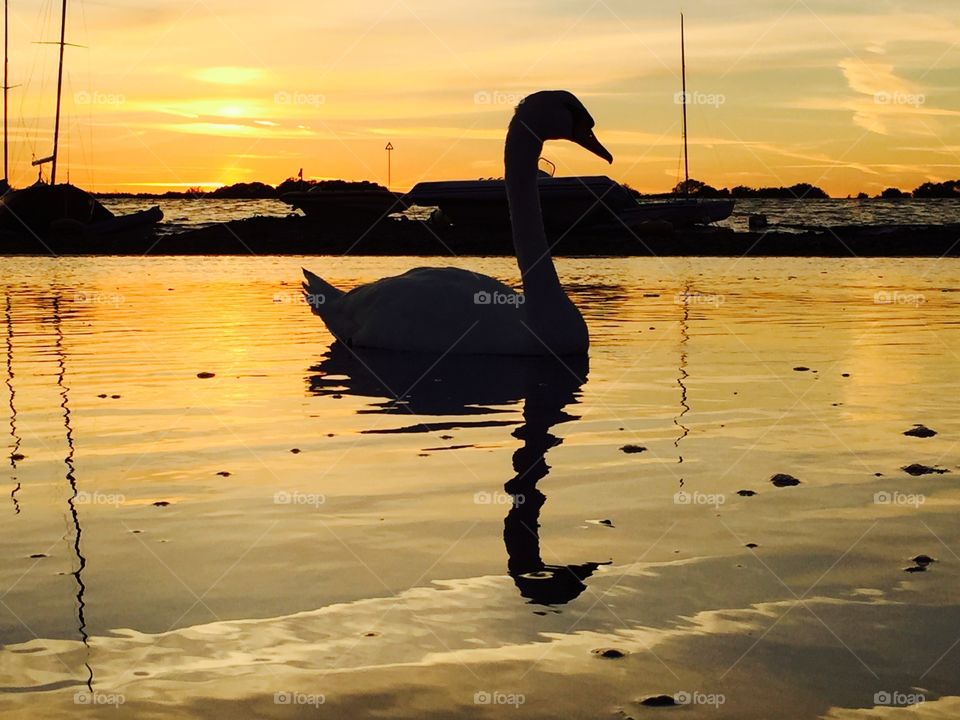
[1,215,958,257]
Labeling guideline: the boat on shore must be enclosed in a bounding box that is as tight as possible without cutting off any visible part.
[643,13,735,226]
[405,172,636,233]
[280,180,403,224]
[619,197,735,227]
[0,0,162,242]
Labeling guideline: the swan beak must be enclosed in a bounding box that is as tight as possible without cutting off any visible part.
[574,129,613,164]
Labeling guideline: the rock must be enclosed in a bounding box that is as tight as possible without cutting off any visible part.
[153,501,171,507]
[794,366,810,372]
[97,393,108,398]
[216,471,231,477]
[290,448,301,454]
[639,695,677,707]
[599,519,614,527]
[592,647,627,659]
[737,490,757,497]
[904,425,937,438]
[111,394,121,399]
[745,543,759,549]
[620,445,647,454]
[904,566,927,573]
[770,473,801,487]
[912,555,936,566]
[196,372,215,379]
[29,553,47,559]
[902,464,948,476]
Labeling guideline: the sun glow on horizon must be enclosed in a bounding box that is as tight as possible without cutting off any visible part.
[2,0,957,194]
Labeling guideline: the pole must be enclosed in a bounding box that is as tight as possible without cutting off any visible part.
[3,0,8,181]
[681,13,689,198]
[385,142,393,188]
[51,0,67,185]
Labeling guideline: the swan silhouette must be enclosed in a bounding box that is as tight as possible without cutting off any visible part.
[302,90,612,355]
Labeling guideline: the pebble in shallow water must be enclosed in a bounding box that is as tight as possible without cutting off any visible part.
[770,473,802,487]
[902,464,949,476]
[592,647,626,659]
[639,695,677,707]
[903,425,937,438]
[737,490,757,497]
[620,445,647,454]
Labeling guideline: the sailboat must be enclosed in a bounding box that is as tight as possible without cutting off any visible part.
[0,0,162,240]
[619,14,735,227]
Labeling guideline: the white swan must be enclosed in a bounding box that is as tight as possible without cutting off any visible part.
[302,90,612,356]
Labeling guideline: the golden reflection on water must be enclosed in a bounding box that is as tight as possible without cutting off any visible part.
[0,256,958,719]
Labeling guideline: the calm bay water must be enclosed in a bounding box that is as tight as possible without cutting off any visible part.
[1,256,959,718]
[99,197,960,235]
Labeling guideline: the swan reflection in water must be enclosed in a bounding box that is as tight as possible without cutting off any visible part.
[308,344,609,605]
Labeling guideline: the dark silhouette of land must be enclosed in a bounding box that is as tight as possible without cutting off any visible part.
[90,176,960,201]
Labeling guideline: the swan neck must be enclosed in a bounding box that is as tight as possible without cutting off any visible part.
[505,120,561,297]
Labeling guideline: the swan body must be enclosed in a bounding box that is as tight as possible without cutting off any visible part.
[303,90,612,356]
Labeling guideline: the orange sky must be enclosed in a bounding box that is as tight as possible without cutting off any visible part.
[4,0,959,195]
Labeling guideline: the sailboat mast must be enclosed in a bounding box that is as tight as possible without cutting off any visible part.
[51,0,67,185]
[681,13,689,198]
[3,0,8,181]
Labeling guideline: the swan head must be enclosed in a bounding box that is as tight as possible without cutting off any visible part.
[513,90,613,164]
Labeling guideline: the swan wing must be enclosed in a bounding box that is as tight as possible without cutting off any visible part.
[336,267,532,354]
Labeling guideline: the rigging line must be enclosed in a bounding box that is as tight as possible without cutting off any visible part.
[5,291,21,514]
[673,283,691,488]
[53,294,93,691]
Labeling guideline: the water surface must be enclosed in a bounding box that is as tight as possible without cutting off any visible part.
[0,256,958,718]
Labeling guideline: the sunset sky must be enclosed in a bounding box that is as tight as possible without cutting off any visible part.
[4,0,958,195]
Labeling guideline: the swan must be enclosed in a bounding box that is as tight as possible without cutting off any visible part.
[302,90,612,355]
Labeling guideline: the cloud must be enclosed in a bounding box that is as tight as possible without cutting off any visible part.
[192,67,265,85]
